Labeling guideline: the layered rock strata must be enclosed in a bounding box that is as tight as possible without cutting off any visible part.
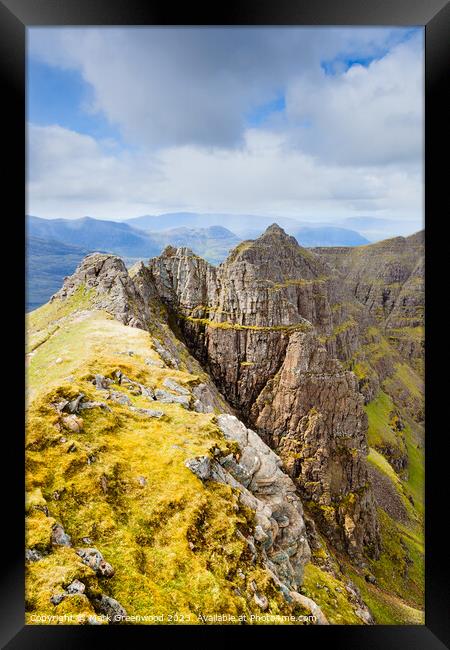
[251,331,379,556]
[145,226,381,558]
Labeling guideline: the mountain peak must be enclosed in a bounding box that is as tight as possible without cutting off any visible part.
[257,223,300,248]
[263,223,289,237]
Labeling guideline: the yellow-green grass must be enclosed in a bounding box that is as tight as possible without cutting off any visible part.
[26,286,95,353]
[367,447,421,522]
[301,563,362,625]
[26,310,170,404]
[365,391,399,449]
[384,361,423,403]
[25,305,310,624]
[268,277,329,291]
[388,326,424,342]
[346,568,424,625]
[403,424,424,516]
[341,504,424,625]
[182,315,311,333]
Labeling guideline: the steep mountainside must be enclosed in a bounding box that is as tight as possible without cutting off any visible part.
[147,225,424,621]
[313,231,424,373]
[26,225,424,625]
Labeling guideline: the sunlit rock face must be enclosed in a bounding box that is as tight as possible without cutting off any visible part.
[147,225,381,558]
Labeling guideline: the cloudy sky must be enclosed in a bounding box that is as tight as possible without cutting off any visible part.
[27,27,424,232]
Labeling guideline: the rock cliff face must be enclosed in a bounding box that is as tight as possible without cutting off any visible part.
[252,331,379,557]
[147,225,381,558]
[149,225,359,414]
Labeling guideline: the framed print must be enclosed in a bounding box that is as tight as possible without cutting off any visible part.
[1,0,449,647]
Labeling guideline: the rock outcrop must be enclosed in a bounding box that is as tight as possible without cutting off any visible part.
[191,414,312,591]
[52,253,157,330]
[251,331,379,557]
[147,225,381,558]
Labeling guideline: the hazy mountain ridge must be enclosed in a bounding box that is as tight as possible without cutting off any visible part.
[27,216,162,258]
[124,212,420,242]
[125,212,370,244]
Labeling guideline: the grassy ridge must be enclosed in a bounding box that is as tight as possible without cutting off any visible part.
[26,300,318,624]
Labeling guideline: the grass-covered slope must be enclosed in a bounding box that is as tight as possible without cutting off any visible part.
[27,300,266,622]
[349,336,424,624]
[27,291,333,625]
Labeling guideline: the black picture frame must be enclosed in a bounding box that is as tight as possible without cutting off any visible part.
[3,0,449,647]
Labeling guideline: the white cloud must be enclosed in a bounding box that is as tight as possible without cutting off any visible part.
[27,123,423,227]
[28,27,422,158]
[26,27,424,232]
[285,32,424,165]
[27,124,162,215]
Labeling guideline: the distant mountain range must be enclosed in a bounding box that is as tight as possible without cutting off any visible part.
[27,216,162,259]
[125,212,304,237]
[26,214,373,310]
[125,212,421,242]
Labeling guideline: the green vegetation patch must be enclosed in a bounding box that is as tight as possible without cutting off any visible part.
[346,569,424,625]
[365,391,400,449]
[182,315,311,333]
[301,563,361,625]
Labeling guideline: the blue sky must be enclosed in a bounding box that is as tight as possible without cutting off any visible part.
[27,27,424,233]
[27,59,122,142]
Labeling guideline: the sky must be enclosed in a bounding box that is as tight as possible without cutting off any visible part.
[27,27,424,233]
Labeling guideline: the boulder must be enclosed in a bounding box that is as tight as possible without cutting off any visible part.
[93,595,127,623]
[184,456,212,481]
[162,378,190,395]
[109,391,132,406]
[76,548,114,578]
[129,406,164,418]
[154,389,190,408]
[66,579,86,594]
[61,414,84,433]
[51,523,71,547]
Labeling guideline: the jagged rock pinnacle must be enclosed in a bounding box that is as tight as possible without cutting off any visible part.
[263,223,288,236]
[257,223,299,247]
